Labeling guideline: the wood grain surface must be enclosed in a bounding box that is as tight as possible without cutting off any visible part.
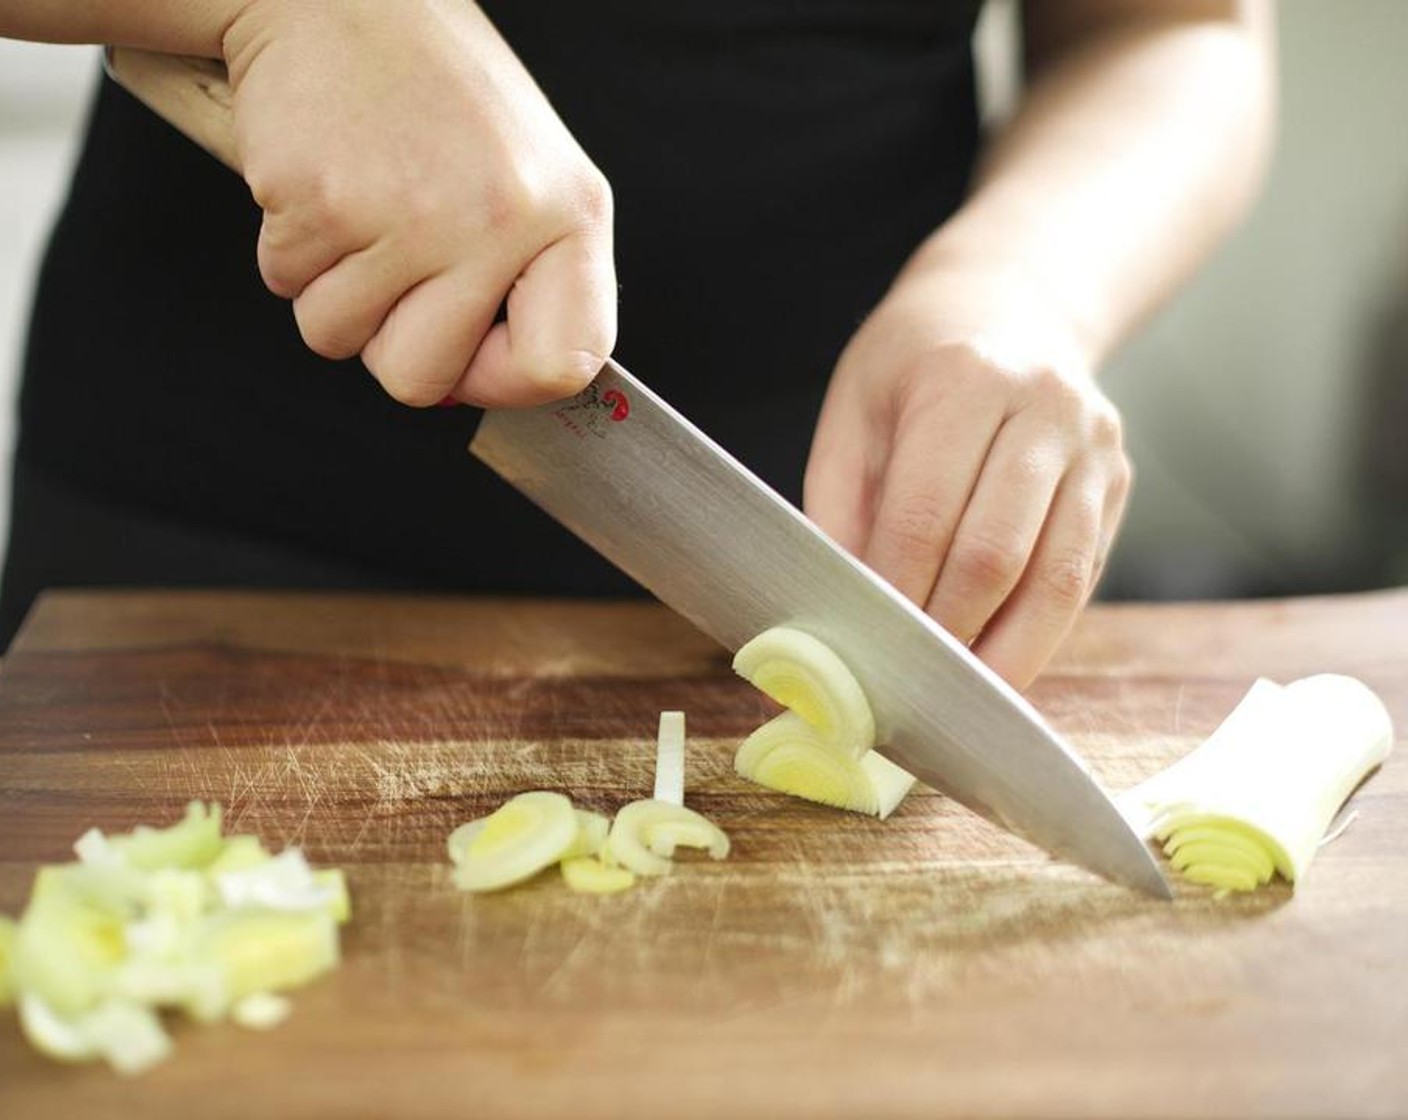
[1,588,1405,1119]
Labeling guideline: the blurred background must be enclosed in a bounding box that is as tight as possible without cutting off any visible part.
[0,1,1405,603]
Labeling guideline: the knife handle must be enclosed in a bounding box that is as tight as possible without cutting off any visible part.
[105,48,241,173]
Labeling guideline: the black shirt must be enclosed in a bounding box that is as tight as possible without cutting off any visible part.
[0,1,982,644]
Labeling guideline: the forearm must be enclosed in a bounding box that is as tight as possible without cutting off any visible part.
[904,1,1275,370]
[0,1,243,57]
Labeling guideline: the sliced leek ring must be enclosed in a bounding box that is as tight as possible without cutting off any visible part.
[606,799,730,877]
[448,791,578,892]
[561,810,611,861]
[1119,674,1394,892]
[560,857,636,895]
[733,627,876,758]
[735,713,915,819]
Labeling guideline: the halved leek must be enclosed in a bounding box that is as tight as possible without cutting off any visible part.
[733,627,876,757]
[447,791,578,892]
[735,713,915,819]
[1118,674,1394,892]
[731,627,916,817]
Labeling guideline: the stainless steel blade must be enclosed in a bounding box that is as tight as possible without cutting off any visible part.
[470,360,1170,898]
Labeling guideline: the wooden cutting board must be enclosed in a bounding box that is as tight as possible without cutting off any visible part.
[1,589,1404,1119]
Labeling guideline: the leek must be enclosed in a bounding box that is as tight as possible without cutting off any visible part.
[733,627,876,757]
[605,800,730,878]
[447,791,578,892]
[560,857,636,895]
[732,627,916,817]
[1118,674,1394,892]
[735,713,915,819]
[1,803,351,1074]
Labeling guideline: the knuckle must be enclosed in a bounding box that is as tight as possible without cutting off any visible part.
[359,340,450,408]
[293,304,359,362]
[1089,399,1124,447]
[884,491,949,559]
[1036,550,1092,611]
[482,161,547,233]
[1031,364,1085,414]
[951,529,1026,593]
[899,342,987,403]
[371,364,449,408]
[521,348,606,400]
[572,168,614,226]
[297,167,359,240]
[257,249,299,299]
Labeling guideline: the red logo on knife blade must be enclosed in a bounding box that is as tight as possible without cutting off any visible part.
[602,389,629,422]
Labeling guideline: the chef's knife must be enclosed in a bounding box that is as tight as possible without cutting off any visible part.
[106,48,1171,898]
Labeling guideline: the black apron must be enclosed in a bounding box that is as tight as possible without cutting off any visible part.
[0,0,982,645]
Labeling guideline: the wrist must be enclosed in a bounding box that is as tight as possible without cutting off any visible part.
[883,241,1099,382]
[897,194,1110,373]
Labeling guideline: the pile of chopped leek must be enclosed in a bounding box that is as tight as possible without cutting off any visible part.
[1119,674,1394,894]
[447,712,730,895]
[0,802,349,1075]
[732,626,915,818]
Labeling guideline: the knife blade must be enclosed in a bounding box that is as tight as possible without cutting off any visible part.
[471,360,1171,898]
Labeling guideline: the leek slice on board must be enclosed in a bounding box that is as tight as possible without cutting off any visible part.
[447,791,579,892]
[605,799,730,877]
[1118,674,1394,891]
[232,991,292,1030]
[561,811,611,861]
[653,711,687,806]
[1,802,350,1075]
[206,835,273,875]
[560,857,636,895]
[735,713,915,819]
[733,627,876,758]
[447,713,730,895]
[104,802,225,871]
[192,908,339,1003]
[19,993,173,1076]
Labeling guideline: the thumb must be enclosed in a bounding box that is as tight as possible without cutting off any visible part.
[450,229,616,408]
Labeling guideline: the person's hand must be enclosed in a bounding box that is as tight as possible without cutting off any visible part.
[222,0,615,407]
[804,266,1131,690]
